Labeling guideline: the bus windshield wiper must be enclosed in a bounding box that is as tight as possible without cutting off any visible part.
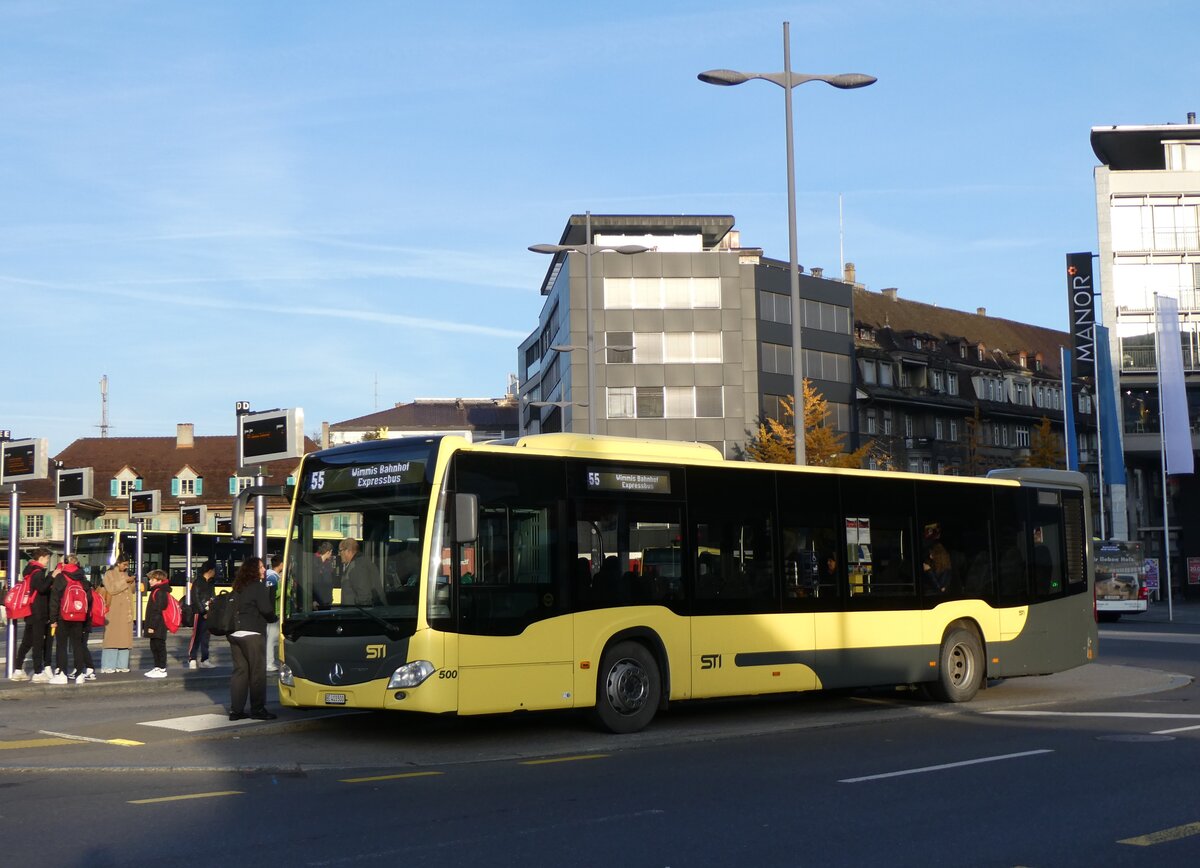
[348,603,405,641]
[283,614,321,641]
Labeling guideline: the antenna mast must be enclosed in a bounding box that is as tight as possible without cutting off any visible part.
[98,374,110,438]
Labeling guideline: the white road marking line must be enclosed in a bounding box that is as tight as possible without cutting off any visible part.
[1152,724,1200,735]
[38,730,142,746]
[138,713,252,732]
[839,749,1053,783]
[985,711,1200,720]
[1098,631,1200,644]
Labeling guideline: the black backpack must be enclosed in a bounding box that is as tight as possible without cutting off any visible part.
[206,591,237,636]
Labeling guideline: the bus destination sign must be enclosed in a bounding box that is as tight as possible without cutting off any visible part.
[307,460,427,495]
[586,467,671,495]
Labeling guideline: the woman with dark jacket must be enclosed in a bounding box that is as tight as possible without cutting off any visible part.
[227,557,278,721]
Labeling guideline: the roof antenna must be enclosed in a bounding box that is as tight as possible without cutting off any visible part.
[97,374,110,438]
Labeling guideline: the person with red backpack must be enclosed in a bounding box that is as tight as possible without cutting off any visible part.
[48,556,92,685]
[143,569,172,678]
[9,548,54,683]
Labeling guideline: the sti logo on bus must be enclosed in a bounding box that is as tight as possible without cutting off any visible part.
[700,654,722,670]
[365,644,386,659]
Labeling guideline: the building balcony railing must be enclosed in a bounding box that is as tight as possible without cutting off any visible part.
[1120,344,1200,372]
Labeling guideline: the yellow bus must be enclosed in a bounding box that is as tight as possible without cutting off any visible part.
[277,434,1098,733]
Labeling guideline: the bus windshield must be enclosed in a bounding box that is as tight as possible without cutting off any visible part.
[283,439,439,638]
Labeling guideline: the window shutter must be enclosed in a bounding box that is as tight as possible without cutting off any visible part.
[229,476,237,495]
[195,478,203,496]
[171,478,180,496]
[44,515,54,536]
[110,480,119,497]
[286,475,295,486]
[135,478,144,491]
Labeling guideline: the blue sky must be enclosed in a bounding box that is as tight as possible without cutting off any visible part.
[4,0,1199,454]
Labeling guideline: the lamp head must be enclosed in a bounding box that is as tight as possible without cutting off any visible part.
[827,73,876,90]
[698,69,749,86]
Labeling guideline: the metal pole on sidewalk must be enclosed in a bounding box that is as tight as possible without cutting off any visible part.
[253,468,266,562]
[135,518,145,637]
[63,502,73,557]
[185,528,193,607]
[5,485,19,679]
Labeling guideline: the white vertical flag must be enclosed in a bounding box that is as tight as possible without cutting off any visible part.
[1156,294,1194,475]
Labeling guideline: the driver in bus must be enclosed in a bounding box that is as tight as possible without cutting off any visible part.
[339,537,382,606]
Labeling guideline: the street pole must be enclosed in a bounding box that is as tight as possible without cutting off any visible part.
[698,23,874,466]
[254,469,266,562]
[585,210,596,435]
[5,486,18,679]
[135,518,145,638]
[782,21,805,466]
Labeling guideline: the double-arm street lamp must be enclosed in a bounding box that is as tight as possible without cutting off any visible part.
[530,211,653,435]
[699,21,875,465]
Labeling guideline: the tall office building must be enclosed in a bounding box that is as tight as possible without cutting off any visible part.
[1093,116,1200,589]
[518,215,853,458]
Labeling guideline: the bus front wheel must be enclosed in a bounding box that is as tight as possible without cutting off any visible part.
[929,626,983,703]
[590,641,661,734]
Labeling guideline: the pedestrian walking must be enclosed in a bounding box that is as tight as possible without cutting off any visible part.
[101,554,135,672]
[227,557,277,721]
[187,559,217,669]
[9,548,55,683]
[142,569,171,678]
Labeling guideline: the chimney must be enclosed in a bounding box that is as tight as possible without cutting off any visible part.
[882,287,898,301]
[977,307,987,317]
[1189,111,1197,124]
[843,261,856,284]
[176,423,194,449]
[811,267,824,279]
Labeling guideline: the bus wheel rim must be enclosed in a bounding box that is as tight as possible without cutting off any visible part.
[947,641,973,687]
[606,658,649,715]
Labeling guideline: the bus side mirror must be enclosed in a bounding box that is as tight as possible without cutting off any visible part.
[455,493,477,544]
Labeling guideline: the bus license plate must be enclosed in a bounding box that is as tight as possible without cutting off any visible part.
[324,693,347,705]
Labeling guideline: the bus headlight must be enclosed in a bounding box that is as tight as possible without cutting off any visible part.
[387,660,435,689]
[278,664,294,687]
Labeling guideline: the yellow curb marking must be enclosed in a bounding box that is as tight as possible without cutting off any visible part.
[520,754,609,765]
[129,790,243,805]
[0,737,80,750]
[340,771,443,783]
[1119,821,1200,847]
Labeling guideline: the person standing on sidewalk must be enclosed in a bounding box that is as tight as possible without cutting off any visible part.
[142,569,171,678]
[227,556,277,721]
[101,554,135,673]
[9,548,54,683]
[187,560,217,669]
[264,555,283,672]
[48,557,92,684]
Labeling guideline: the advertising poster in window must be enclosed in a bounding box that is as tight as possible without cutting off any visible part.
[1143,558,1159,593]
[1188,557,1200,586]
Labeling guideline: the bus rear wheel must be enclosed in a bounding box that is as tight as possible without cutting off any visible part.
[929,626,983,703]
[590,641,661,734]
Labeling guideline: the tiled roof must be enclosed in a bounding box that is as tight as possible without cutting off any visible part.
[15,435,316,509]
[854,288,1069,377]
[331,398,519,432]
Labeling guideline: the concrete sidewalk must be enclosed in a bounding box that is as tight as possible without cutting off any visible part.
[0,627,267,699]
[1129,596,1200,625]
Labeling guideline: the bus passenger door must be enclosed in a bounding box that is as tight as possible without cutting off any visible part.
[454,503,574,715]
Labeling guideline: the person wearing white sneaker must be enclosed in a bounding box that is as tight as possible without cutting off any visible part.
[145,667,167,679]
[9,669,29,682]
[188,659,198,670]
[49,671,69,685]
[74,672,86,685]
[84,668,96,681]
[199,659,217,669]
[31,666,52,684]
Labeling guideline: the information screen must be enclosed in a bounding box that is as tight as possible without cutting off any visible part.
[129,490,160,518]
[1,439,47,483]
[585,467,672,494]
[56,468,93,502]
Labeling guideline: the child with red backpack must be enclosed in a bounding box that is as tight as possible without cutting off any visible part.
[143,569,173,678]
[47,557,93,685]
[9,548,54,682]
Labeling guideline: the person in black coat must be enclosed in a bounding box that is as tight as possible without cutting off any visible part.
[227,557,278,721]
[142,569,172,678]
[187,560,218,669]
[10,548,54,682]
[48,557,94,684]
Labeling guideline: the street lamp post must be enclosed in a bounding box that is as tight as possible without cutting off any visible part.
[700,21,875,465]
[530,212,652,435]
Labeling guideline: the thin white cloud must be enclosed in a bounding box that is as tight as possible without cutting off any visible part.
[0,274,529,338]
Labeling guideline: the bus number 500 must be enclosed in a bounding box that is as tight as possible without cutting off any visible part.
[438,669,458,679]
